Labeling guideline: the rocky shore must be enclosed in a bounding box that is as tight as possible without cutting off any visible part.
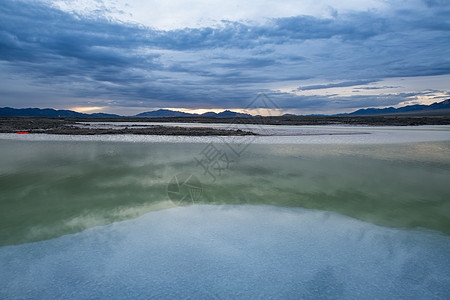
[0,117,254,135]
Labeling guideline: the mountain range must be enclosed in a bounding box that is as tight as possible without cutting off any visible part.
[0,107,255,118]
[345,99,450,116]
[1,99,449,118]
[135,109,254,118]
[0,107,120,118]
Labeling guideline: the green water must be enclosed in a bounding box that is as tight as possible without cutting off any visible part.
[1,139,449,246]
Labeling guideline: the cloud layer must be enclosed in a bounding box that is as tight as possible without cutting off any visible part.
[0,0,449,114]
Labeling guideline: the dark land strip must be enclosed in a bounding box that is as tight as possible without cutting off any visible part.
[1,115,449,135]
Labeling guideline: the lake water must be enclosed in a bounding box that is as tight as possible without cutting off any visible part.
[1,126,450,299]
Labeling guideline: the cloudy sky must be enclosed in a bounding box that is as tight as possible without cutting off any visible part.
[0,0,449,115]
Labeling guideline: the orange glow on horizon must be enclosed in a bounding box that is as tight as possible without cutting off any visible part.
[164,108,284,116]
[67,106,287,116]
[69,106,106,113]
[170,108,226,115]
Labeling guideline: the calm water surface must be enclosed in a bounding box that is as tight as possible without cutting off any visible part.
[1,137,449,245]
[1,128,450,299]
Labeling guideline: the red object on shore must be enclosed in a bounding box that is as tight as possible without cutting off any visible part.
[16,131,29,134]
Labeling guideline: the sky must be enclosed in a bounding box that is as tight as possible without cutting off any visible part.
[0,0,449,115]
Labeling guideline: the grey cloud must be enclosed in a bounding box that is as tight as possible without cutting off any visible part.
[0,0,449,111]
[298,80,379,91]
[422,0,450,8]
[269,91,435,112]
[356,86,400,90]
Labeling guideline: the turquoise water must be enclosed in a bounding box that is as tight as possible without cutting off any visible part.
[1,138,449,246]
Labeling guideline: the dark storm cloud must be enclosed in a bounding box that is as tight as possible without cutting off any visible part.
[0,0,449,110]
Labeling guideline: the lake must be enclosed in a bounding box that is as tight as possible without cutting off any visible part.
[1,126,450,299]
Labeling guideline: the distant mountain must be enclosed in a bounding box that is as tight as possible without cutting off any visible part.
[200,110,254,118]
[4,99,448,119]
[347,99,450,116]
[218,110,254,118]
[135,109,196,117]
[0,107,255,118]
[89,113,122,118]
[136,109,254,118]
[200,112,218,117]
[0,107,120,118]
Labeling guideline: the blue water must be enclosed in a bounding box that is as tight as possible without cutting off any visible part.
[1,127,450,299]
[1,205,449,299]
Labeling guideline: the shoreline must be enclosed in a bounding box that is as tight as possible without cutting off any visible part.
[0,117,255,136]
[1,115,450,135]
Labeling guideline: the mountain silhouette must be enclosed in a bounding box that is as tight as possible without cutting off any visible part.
[1,99,449,118]
[0,107,120,117]
[346,99,450,116]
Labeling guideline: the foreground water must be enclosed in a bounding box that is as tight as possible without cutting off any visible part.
[1,135,449,246]
[1,205,449,299]
[1,126,450,298]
